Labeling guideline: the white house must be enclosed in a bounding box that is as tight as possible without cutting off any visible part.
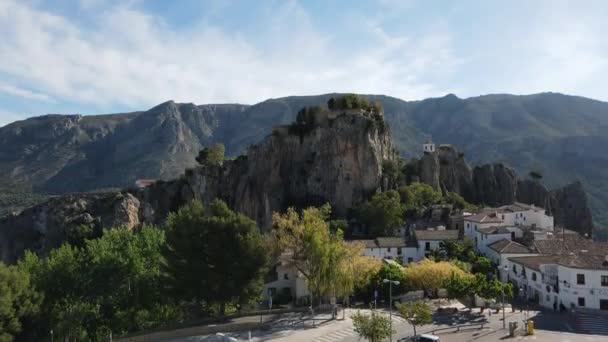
[486,239,538,282]
[507,254,608,312]
[464,203,554,241]
[412,229,461,262]
[423,140,436,153]
[464,212,504,239]
[475,226,525,255]
[360,237,410,261]
[495,203,554,230]
[263,256,310,304]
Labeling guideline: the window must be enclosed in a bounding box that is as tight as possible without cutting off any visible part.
[398,248,402,256]
[578,297,586,307]
[577,274,585,285]
[387,247,392,253]
[602,275,608,287]
[407,257,413,263]
[522,268,526,277]
[284,273,289,280]
[513,265,517,273]
[425,242,431,251]
[532,273,537,281]
[511,232,515,240]
[467,223,470,228]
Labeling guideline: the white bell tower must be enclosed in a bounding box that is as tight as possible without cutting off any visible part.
[423,139,436,153]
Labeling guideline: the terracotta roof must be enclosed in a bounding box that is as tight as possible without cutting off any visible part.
[414,229,460,241]
[477,226,512,235]
[509,254,608,271]
[532,235,608,256]
[488,239,533,254]
[464,212,503,224]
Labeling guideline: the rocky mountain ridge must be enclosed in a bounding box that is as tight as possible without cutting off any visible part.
[0,107,395,262]
[411,145,593,236]
[1,92,608,227]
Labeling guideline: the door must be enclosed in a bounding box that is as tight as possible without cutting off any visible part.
[600,299,608,310]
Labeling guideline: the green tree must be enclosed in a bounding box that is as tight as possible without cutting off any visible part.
[439,240,476,263]
[472,256,493,275]
[165,199,269,316]
[395,301,433,337]
[398,182,442,218]
[357,190,404,236]
[196,143,225,166]
[443,192,476,211]
[444,272,473,300]
[351,310,392,342]
[273,204,347,304]
[365,263,407,302]
[0,262,41,342]
[19,225,178,340]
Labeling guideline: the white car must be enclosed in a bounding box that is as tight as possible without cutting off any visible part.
[403,334,441,342]
[417,334,440,342]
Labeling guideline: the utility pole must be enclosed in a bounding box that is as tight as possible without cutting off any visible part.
[383,278,400,342]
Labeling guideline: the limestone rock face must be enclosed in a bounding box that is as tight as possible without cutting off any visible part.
[0,110,393,262]
[138,111,394,229]
[0,192,140,263]
[472,163,518,206]
[409,145,594,236]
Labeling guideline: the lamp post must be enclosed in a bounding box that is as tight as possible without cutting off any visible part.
[383,278,400,342]
[501,265,508,329]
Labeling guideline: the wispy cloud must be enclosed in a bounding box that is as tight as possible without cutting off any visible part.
[0,82,54,102]
[0,0,457,111]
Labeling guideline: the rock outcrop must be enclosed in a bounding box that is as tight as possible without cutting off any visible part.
[410,145,594,236]
[0,109,394,263]
[0,192,140,263]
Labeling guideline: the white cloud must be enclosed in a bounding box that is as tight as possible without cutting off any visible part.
[0,0,458,110]
[0,82,54,102]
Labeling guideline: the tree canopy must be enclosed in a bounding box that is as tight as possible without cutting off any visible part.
[0,262,41,342]
[356,190,404,236]
[18,225,176,340]
[272,204,370,304]
[165,199,269,315]
[352,310,393,342]
[402,259,472,296]
[395,301,433,337]
[196,143,225,166]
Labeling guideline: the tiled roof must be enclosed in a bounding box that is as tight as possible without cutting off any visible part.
[464,212,503,224]
[508,255,563,271]
[375,237,407,247]
[352,238,407,248]
[414,229,460,241]
[477,226,512,235]
[488,239,533,254]
[532,235,608,256]
[509,254,608,271]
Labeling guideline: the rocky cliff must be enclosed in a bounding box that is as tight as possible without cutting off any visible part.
[411,145,594,236]
[0,108,394,263]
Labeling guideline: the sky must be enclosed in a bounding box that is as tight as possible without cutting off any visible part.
[0,0,607,126]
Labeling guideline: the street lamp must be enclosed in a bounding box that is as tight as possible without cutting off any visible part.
[500,265,508,329]
[383,278,400,342]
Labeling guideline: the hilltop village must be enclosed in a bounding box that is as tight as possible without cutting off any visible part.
[264,140,608,313]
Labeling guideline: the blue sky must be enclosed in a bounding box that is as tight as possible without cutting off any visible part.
[1,0,607,126]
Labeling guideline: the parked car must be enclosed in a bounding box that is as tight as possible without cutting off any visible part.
[402,334,440,342]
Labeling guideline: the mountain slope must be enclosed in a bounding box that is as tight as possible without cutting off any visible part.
[1,92,608,227]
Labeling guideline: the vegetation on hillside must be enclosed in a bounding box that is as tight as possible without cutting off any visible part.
[196,143,225,166]
[355,182,476,237]
[1,199,270,341]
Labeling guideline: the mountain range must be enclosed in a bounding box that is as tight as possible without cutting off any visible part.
[1,92,608,229]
